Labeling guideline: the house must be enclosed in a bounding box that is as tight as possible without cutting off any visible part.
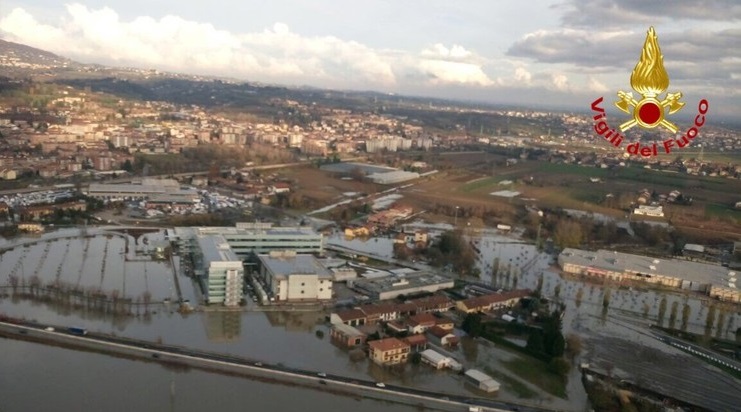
[330,323,366,348]
[386,320,407,334]
[434,318,454,331]
[271,182,291,194]
[368,337,410,366]
[396,302,418,317]
[402,334,428,352]
[407,313,437,334]
[330,309,367,327]
[360,303,398,324]
[426,326,459,347]
[456,289,531,313]
[411,295,454,313]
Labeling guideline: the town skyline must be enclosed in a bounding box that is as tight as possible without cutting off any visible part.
[0,1,739,117]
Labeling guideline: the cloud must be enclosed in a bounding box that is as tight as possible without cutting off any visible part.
[550,73,570,91]
[0,4,498,90]
[507,27,741,89]
[554,0,741,28]
[587,76,609,93]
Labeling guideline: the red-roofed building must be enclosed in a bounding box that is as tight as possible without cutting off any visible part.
[330,309,367,327]
[411,295,454,313]
[407,313,438,334]
[402,334,428,352]
[456,289,531,313]
[426,326,459,347]
[396,302,418,317]
[368,337,410,366]
[330,323,366,348]
[360,303,398,324]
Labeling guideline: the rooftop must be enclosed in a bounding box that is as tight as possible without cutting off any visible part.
[560,248,737,289]
[196,235,240,264]
[351,271,453,294]
[368,337,409,352]
[331,323,364,337]
[460,289,532,309]
[258,252,332,280]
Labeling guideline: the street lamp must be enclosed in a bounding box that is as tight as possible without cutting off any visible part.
[454,206,460,227]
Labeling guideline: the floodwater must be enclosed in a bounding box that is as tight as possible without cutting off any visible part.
[0,229,175,302]
[471,235,740,340]
[2,228,738,412]
[0,339,418,412]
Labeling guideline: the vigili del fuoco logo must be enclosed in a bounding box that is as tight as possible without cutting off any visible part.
[590,27,708,157]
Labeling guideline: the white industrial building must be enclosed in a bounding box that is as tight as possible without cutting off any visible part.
[196,235,244,307]
[87,178,198,202]
[420,349,462,371]
[348,271,454,300]
[633,205,664,217]
[367,170,420,185]
[559,248,739,303]
[169,223,324,259]
[464,369,500,393]
[257,251,333,302]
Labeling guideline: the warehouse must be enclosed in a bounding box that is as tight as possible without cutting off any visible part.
[348,271,454,300]
[367,170,420,185]
[558,248,739,303]
[464,369,500,393]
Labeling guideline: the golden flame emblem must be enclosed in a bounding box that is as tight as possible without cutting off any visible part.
[615,27,684,133]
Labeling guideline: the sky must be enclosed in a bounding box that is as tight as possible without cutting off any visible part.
[0,1,739,117]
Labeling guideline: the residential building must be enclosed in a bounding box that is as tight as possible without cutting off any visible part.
[426,326,459,347]
[329,309,367,326]
[257,251,333,302]
[368,337,410,366]
[196,235,244,307]
[330,323,366,348]
[407,313,437,334]
[361,304,399,324]
[456,289,532,313]
[402,334,428,352]
[410,295,454,313]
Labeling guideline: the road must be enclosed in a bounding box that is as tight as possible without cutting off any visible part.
[0,318,554,412]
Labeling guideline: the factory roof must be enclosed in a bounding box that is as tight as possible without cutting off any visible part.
[258,252,332,280]
[560,248,737,289]
[351,271,453,294]
[196,235,241,264]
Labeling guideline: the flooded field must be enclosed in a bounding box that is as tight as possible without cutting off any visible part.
[0,229,175,303]
[470,234,740,340]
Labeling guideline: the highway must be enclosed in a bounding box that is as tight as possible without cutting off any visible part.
[0,318,557,412]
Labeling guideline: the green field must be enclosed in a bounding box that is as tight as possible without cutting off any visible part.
[502,356,567,398]
[461,176,501,192]
[532,162,731,189]
[484,367,538,399]
[705,203,741,224]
